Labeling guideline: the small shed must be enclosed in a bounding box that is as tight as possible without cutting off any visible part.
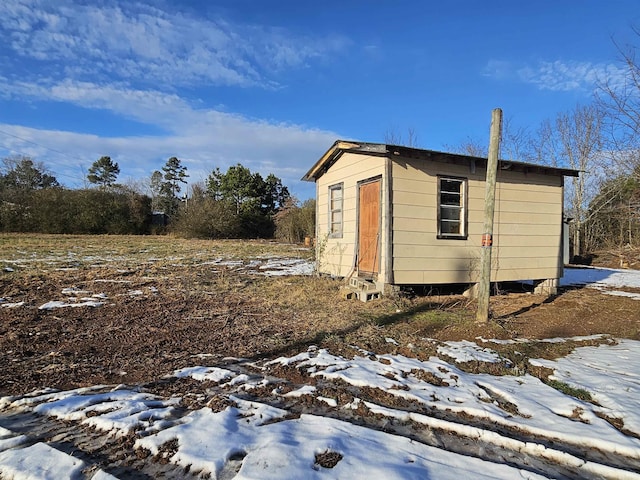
[302,140,579,298]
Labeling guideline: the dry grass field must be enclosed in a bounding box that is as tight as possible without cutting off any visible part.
[1,233,639,397]
[3,234,640,478]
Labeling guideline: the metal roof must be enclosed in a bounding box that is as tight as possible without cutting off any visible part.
[301,140,580,181]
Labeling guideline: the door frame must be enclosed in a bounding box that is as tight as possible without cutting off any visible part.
[356,175,383,279]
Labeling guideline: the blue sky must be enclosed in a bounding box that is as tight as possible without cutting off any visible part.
[0,0,638,200]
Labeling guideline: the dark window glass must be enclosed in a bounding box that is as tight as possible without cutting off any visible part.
[438,177,465,238]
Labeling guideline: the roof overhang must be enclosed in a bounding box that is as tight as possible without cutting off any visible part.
[302,140,580,181]
[301,140,387,182]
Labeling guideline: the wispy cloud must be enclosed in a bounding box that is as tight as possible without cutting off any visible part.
[0,76,338,196]
[483,59,628,92]
[0,0,348,89]
[482,60,512,81]
[0,77,194,130]
[0,0,347,198]
[0,116,336,198]
[518,60,627,92]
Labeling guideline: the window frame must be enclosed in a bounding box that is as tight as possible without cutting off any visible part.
[328,182,344,238]
[437,175,468,240]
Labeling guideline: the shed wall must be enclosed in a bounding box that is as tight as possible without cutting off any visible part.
[391,156,564,284]
[316,153,387,278]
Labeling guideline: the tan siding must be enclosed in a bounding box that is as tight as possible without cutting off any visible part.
[316,152,386,278]
[394,177,437,194]
[391,204,437,221]
[393,258,475,275]
[500,237,563,250]
[394,234,560,254]
[313,150,565,284]
[393,190,436,207]
[394,245,475,260]
[493,256,561,269]
[495,224,561,236]
[499,170,562,188]
[467,183,487,201]
[391,156,564,284]
[393,217,433,233]
[491,211,560,224]
[395,270,474,285]
[393,270,426,284]
[495,201,561,215]
[394,268,562,285]
[495,188,561,203]
[392,249,560,266]
[394,257,561,282]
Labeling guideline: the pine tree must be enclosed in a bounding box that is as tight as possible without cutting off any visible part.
[2,156,59,190]
[87,156,120,188]
[161,157,189,197]
[158,157,189,216]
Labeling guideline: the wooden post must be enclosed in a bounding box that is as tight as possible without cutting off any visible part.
[476,108,503,323]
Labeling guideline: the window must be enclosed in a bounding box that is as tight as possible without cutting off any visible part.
[438,176,467,239]
[329,183,343,237]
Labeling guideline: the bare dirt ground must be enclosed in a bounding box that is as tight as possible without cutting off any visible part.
[1,236,639,397]
[2,235,640,479]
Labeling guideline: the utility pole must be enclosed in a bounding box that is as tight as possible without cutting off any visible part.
[476,108,503,323]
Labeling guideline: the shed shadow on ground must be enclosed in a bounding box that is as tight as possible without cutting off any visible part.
[491,280,600,323]
[249,267,616,362]
[247,296,462,363]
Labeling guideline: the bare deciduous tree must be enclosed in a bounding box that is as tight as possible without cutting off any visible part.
[447,117,534,161]
[596,27,640,178]
[444,136,487,157]
[384,126,419,147]
[501,118,534,162]
[540,104,605,255]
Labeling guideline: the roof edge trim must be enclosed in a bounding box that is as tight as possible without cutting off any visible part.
[302,140,580,181]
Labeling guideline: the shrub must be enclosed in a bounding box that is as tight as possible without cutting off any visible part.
[274,198,315,243]
[171,197,241,239]
[0,187,152,234]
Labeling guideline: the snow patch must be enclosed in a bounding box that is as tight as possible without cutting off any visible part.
[173,366,235,383]
[39,300,104,309]
[1,301,24,308]
[0,442,87,479]
[437,340,503,363]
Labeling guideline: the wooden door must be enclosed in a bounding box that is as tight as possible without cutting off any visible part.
[357,179,381,277]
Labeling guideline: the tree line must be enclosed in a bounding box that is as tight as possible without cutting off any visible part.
[4,28,640,254]
[0,155,315,242]
[437,29,640,259]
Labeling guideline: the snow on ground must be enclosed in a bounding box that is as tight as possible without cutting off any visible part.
[531,340,640,435]
[38,299,105,309]
[255,257,315,276]
[0,442,118,480]
[562,266,640,299]
[4,257,639,311]
[134,398,550,480]
[197,256,315,276]
[478,334,609,345]
[2,338,640,479]
[0,301,24,308]
[436,339,506,363]
[173,366,235,383]
[0,386,553,480]
[1,265,640,478]
[0,254,315,310]
[2,262,639,311]
[2,248,315,277]
[271,345,640,458]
